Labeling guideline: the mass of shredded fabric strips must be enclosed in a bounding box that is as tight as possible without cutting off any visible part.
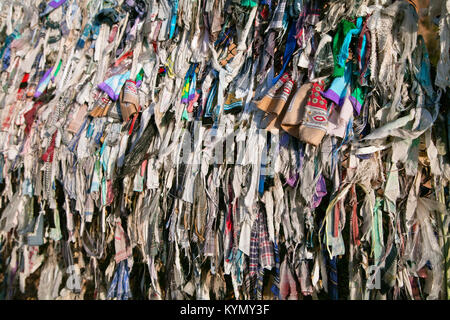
[0,0,449,300]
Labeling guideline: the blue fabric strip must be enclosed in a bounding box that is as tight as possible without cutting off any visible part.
[272,23,297,85]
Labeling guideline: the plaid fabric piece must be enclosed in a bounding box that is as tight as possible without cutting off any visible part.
[249,210,275,277]
[259,210,275,269]
[248,209,275,299]
[268,0,288,30]
[249,217,260,277]
[249,265,266,300]
[107,260,132,300]
[243,269,252,300]
[304,0,321,26]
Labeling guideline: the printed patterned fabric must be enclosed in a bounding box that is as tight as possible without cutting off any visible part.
[302,80,328,132]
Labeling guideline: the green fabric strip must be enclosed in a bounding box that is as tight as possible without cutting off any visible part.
[332,20,356,77]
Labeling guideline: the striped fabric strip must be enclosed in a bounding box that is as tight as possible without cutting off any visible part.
[407,0,418,13]
[270,241,281,299]
[204,80,218,118]
[256,268,265,299]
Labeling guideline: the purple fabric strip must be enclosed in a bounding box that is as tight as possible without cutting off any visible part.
[348,96,362,115]
[98,82,120,101]
[188,93,196,102]
[286,173,299,187]
[33,66,54,98]
[321,89,340,106]
[311,175,327,209]
[356,154,371,160]
[49,0,67,9]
